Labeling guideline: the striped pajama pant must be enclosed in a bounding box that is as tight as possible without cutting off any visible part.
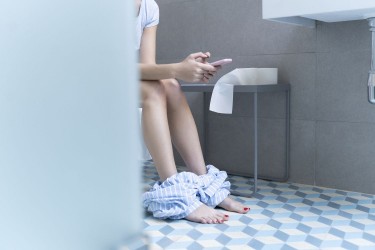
[142,165,230,220]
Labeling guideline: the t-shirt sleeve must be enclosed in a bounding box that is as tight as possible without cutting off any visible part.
[145,0,159,28]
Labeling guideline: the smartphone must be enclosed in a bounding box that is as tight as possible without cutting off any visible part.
[210,58,232,67]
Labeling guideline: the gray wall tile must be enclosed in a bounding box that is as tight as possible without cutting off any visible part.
[317,20,371,53]
[206,114,287,180]
[202,0,316,57]
[316,50,375,123]
[206,115,253,175]
[230,54,316,121]
[156,0,196,4]
[288,120,316,185]
[156,1,204,60]
[316,121,375,194]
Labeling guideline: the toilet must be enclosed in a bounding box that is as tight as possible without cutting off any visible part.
[139,108,152,161]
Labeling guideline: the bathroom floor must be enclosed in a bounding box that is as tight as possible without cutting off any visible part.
[142,161,375,250]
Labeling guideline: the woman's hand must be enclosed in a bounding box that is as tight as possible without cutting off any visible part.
[174,52,218,83]
[196,52,221,83]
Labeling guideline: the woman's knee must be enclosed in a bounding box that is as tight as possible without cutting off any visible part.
[141,80,167,106]
[161,79,183,97]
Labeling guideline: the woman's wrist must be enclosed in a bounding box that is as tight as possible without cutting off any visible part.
[171,63,180,79]
[170,63,180,80]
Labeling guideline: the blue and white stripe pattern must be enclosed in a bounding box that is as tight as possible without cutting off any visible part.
[196,165,230,207]
[142,165,230,220]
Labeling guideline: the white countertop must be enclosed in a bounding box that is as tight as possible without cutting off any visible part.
[263,0,375,27]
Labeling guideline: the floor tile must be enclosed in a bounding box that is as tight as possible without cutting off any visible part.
[141,162,375,250]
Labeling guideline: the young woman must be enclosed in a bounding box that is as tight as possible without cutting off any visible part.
[136,0,250,224]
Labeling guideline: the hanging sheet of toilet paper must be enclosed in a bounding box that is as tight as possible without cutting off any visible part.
[209,68,278,114]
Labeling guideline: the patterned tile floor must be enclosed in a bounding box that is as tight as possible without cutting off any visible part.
[142,161,375,250]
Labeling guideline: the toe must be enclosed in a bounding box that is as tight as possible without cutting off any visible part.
[243,207,250,213]
[215,213,225,222]
[209,215,218,224]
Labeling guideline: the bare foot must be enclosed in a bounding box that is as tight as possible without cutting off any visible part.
[185,204,229,224]
[218,197,250,214]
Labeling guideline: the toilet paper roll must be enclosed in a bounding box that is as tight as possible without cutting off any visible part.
[257,68,278,85]
[236,68,258,85]
[209,68,278,114]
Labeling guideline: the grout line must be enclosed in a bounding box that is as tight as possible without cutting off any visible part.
[157,49,373,63]
[313,121,317,187]
[312,119,375,125]
[314,28,318,187]
[210,113,375,125]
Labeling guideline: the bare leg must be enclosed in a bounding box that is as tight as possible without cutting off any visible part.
[161,79,206,175]
[141,80,177,181]
[141,80,229,223]
[161,79,250,214]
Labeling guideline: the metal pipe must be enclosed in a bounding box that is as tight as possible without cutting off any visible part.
[368,73,375,104]
[367,18,375,104]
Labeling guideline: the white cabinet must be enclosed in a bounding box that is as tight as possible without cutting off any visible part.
[263,0,375,27]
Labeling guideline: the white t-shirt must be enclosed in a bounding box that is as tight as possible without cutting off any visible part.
[135,0,159,51]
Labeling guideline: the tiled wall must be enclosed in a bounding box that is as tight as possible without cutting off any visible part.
[155,0,375,194]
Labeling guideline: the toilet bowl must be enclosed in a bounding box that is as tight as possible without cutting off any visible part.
[139,108,152,161]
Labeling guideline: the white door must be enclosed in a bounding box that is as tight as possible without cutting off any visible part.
[0,1,141,249]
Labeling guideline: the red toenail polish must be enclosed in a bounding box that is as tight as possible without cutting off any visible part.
[244,207,249,211]
[224,215,229,217]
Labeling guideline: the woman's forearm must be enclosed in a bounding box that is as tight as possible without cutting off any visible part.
[140,63,179,81]
[139,53,217,83]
